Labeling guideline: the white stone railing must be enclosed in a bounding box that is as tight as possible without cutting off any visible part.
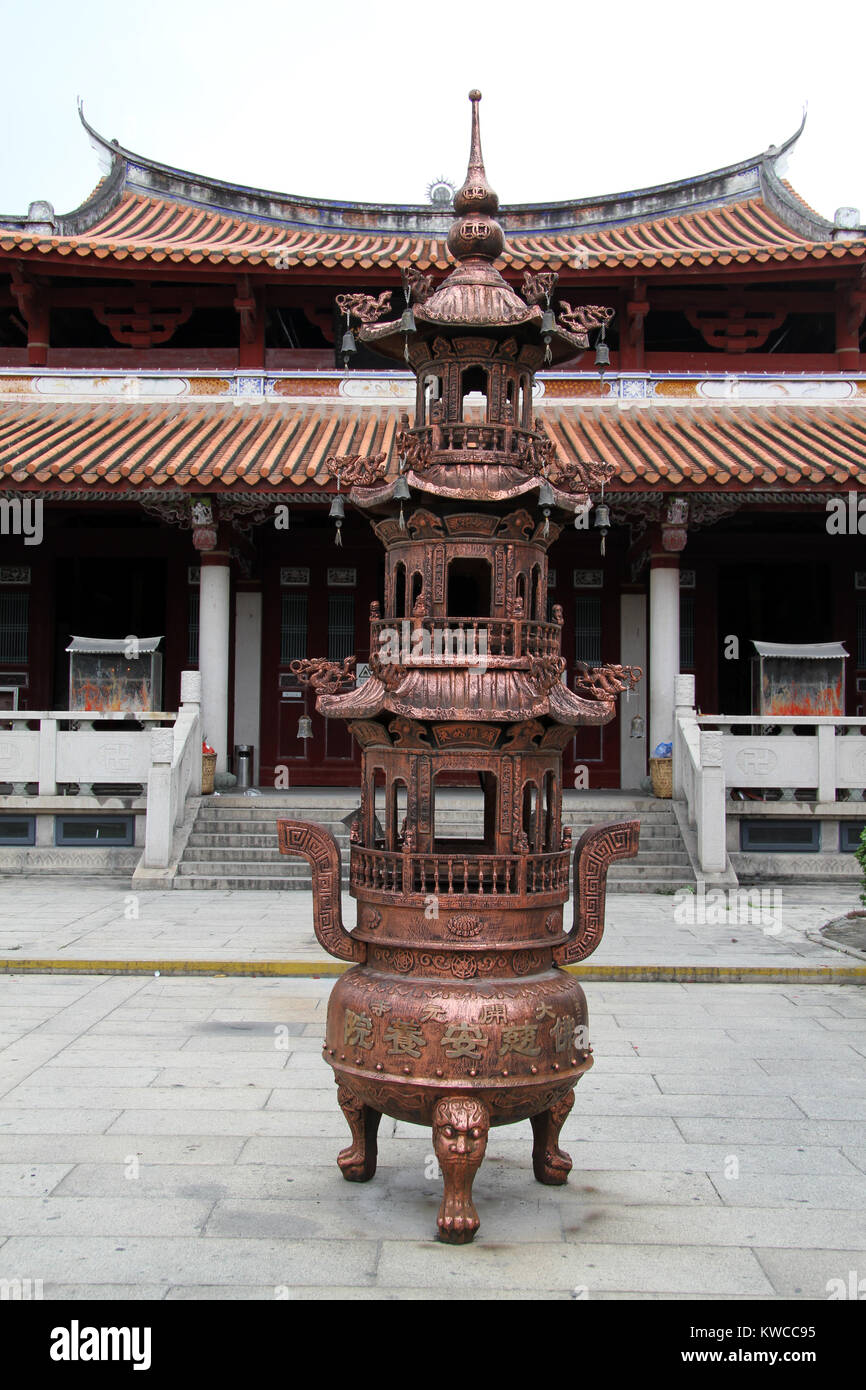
[0,710,174,795]
[673,676,726,872]
[143,671,202,868]
[673,673,866,872]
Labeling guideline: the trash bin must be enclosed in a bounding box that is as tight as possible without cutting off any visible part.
[234,744,254,790]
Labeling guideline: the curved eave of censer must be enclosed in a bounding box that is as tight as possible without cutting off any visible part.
[404,466,547,503]
[548,682,616,726]
[317,676,388,719]
[317,671,617,725]
[348,473,591,511]
[358,288,587,365]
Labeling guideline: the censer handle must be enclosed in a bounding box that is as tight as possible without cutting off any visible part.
[553,819,640,966]
[277,820,366,964]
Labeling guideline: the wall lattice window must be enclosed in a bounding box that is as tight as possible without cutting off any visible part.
[188,591,199,667]
[281,593,308,664]
[574,596,602,665]
[680,593,695,670]
[328,594,355,663]
[0,591,28,663]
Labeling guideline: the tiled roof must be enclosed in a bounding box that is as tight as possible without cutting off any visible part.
[1,400,865,491]
[2,191,862,273]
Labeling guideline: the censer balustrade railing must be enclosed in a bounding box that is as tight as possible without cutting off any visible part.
[414,421,538,458]
[349,845,570,899]
[369,617,560,663]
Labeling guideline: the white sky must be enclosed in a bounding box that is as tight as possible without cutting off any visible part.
[2,0,865,222]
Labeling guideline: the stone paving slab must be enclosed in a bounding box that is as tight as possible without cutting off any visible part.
[0,878,860,971]
[0,972,863,1300]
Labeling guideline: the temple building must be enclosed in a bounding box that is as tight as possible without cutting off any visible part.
[1,102,865,885]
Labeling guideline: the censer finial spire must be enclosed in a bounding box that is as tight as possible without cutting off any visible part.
[448,89,504,262]
[453,89,499,217]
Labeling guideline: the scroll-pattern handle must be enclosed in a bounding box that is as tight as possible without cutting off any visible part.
[553,820,640,966]
[277,820,366,964]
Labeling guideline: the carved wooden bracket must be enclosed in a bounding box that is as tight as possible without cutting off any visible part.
[92,299,193,347]
[685,305,786,353]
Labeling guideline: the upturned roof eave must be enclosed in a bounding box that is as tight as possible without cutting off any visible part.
[0,104,827,243]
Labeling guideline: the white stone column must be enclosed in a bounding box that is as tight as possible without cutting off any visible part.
[199,551,232,775]
[619,592,647,789]
[233,585,262,784]
[649,554,680,755]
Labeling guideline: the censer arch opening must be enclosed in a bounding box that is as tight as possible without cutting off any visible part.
[393,561,407,619]
[459,365,489,421]
[433,769,497,849]
[446,557,492,618]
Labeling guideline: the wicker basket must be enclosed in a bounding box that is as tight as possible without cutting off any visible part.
[201,752,217,795]
[649,756,673,799]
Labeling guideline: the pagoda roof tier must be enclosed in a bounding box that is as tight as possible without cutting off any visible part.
[1,111,864,274]
[1,397,866,491]
[316,670,615,725]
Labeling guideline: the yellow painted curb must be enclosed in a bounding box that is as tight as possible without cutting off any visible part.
[1,959,865,984]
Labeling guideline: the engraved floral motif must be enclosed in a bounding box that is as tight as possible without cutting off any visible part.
[446,914,482,939]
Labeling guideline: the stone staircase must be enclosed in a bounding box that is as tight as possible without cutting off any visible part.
[561,792,695,893]
[174,789,695,892]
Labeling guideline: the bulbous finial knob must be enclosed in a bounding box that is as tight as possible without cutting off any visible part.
[448,90,505,262]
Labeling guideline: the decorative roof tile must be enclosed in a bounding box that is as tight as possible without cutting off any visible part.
[1,400,865,493]
[1,188,863,273]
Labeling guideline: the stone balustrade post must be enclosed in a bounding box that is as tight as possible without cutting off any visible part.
[817,723,835,804]
[673,674,696,801]
[38,717,57,796]
[144,727,175,868]
[697,730,726,873]
[180,670,203,795]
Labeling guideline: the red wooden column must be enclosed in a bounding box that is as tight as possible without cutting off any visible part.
[235,278,266,370]
[835,284,866,372]
[10,269,49,366]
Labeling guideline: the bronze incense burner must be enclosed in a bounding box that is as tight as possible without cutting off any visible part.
[279,93,641,1243]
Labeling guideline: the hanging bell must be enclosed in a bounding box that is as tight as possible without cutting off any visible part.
[341,327,357,366]
[329,492,345,546]
[400,305,417,335]
[594,501,610,557]
[594,326,610,371]
[630,713,645,740]
[538,478,554,538]
[297,714,313,740]
[540,306,556,366]
[393,473,411,531]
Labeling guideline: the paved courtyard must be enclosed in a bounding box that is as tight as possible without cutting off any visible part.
[0,878,861,970]
[0,969,864,1299]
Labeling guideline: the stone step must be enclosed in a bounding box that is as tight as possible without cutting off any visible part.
[607,862,688,880]
[178,790,694,891]
[173,875,318,891]
[177,859,340,879]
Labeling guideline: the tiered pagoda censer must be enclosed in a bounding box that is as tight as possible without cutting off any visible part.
[278,93,641,1243]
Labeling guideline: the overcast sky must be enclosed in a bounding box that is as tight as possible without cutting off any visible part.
[2,0,865,222]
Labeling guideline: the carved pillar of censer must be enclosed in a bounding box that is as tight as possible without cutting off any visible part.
[278,92,642,1243]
